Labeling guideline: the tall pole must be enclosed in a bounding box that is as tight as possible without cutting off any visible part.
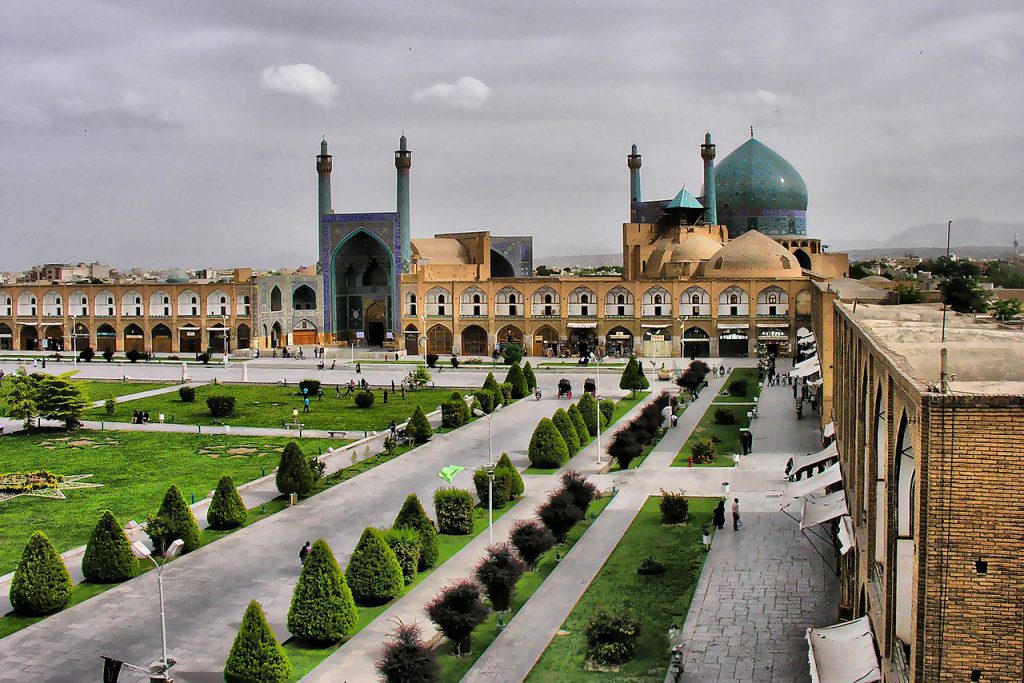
[595,355,602,465]
[71,314,77,365]
[941,220,951,343]
[157,565,169,679]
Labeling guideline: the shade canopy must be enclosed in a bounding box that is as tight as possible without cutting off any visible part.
[784,462,843,499]
[806,617,881,683]
[823,422,835,438]
[792,363,822,378]
[800,491,849,529]
[837,516,856,555]
[794,355,819,370]
[567,322,597,329]
[790,442,839,476]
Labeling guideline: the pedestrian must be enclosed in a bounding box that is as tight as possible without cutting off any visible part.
[299,541,311,565]
[792,381,798,399]
[713,500,726,530]
[383,389,389,404]
[143,411,150,424]
[317,387,323,401]
[356,362,361,374]
[671,413,679,428]
[335,384,341,398]
[401,385,406,399]
[732,498,741,530]
[303,397,311,413]
[391,379,395,392]
[331,360,336,370]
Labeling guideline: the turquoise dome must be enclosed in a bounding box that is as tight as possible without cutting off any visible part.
[166,269,189,283]
[714,138,808,237]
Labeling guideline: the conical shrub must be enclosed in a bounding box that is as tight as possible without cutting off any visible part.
[552,408,581,454]
[345,527,404,606]
[578,393,600,436]
[224,600,292,683]
[207,475,247,530]
[381,527,421,585]
[148,484,201,554]
[287,539,358,644]
[528,417,569,468]
[394,494,439,570]
[276,441,313,496]
[407,405,434,444]
[504,362,528,399]
[82,510,137,583]
[482,372,500,393]
[10,531,73,615]
[567,404,589,444]
[496,452,524,497]
[523,361,537,391]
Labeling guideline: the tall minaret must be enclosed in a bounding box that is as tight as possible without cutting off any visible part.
[395,134,412,270]
[700,132,717,225]
[316,137,333,230]
[627,143,642,217]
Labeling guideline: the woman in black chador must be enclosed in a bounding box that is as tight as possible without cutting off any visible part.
[713,500,726,530]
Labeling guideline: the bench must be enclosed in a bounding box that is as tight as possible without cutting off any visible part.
[283,422,305,431]
[326,430,346,439]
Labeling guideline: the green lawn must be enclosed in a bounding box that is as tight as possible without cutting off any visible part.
[0,430,341,575]
[709,367,762,404]
[0,380,170,410]
[527,497,716,682]
[438,494,613,680]
[83,384,466,431]
[673,368,759,467]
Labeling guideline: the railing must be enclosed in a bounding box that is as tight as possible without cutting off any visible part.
[604,314,634,319]
[756,313,790,319]
[869,561,885,621]
[890,640,910,682]
[679,314,711,320]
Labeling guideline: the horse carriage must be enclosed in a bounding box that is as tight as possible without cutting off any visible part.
[557,378,573,399]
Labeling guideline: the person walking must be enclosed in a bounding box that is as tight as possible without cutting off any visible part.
[335,384,341,398]
[732,498,741,530]
[299,541,311,565]
[303,397,311,413]
[355,362,361,374]
[713,500,726,530]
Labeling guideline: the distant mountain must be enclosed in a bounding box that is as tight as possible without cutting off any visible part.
[534,253,621,269]
[834,218,1023,251]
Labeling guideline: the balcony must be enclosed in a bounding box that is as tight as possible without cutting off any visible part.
[605,314,634,319]
[679,314,711,320]
[757,313,790,319]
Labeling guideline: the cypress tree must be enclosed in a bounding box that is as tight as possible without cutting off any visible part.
[10,531,73,615]
[567,404,589,444]
[528,417,569,468]
[381,527,421,585]
[618,356,644,397]
[207,475,247,530]
[552,408,581,454]
[635,357,650,390]
[496,452,524,497]
[406,405,434,444]
[276,441,314,496]
[482,372,501,393]
[578,393,600,436]
[504,362,529,399]
[82,510,137,583]
[394,494,439,570]
[147,484,201,554]
[522,361,537,391]
[287,539,358,644]
[224,600,292,683]
[345,527,405,606]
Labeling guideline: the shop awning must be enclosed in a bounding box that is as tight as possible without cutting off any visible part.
[641,323,669,328]
[806,617,881,683]
[567,322,597,329]
[792,363,821,378]
[178,325,201,331]
[837,516,856,555]
[790,442,839,475]
[784,462,842,499]
[797,326,812,336]
[823,422,835,438]
[756,322,790,328]
[717,323,748,330]
[800,491,849,529]
[794,355,819,369]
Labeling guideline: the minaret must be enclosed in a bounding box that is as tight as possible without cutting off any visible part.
[316,137,332,230]
[627,143,642,216]
[700,132,717,225]
[395,134,412,270]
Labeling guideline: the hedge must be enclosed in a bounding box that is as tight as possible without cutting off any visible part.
[224,600,292,683]
[472,389,495,414]
[10,531,74,615]
[207,475,247,530]
[393,494,439,570]
[345,527,404,606]
[82,510,137,583]
[433,487,475,535]
[441,400,466,428]
[528,418,570,468]
[473,467,513,509]
[178,385,196,402]
[286,539,357,644]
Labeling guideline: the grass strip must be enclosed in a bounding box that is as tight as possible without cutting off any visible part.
[672,368,760,467]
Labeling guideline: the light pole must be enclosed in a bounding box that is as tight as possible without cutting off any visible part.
[473,403,503,544]
[70,314,77,365]
[130,538,184,681]
[591,352,604,465]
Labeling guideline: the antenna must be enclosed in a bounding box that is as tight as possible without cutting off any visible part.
[940,220,951,342]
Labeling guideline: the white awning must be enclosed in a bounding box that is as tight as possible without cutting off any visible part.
[797,326,811,336]
[717,323,748,330]
[641,323,669,328]
[790,442,839,475]
[756,322,790,328]
[794,355,819,369]
[806,617,881,683]
[567,322,597,329]
[784,462,843,499]
[807,378,824,387]
[792,363,821,378]
[800,492,849,529]
[837,515,856,555]
[823,422,835,438]
[178,325,201,331]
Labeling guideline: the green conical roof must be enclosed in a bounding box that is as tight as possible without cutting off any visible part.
[715,138,807,213]
[665,187,702,210]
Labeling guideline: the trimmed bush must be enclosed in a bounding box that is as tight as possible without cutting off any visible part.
[728,379,749,397]
[425,579,489,655]
[637,556,666,576]
[381,528,421,585]
[207,475,247,530]
[475,542,528,612]
[473,467,513,509]
[394,494,439,570]
[567,404,589,444]
[618,356,649,396]
[345,527,404,606]
[509,519,556,567]
[276,442,314,496]
[287,539,357,644]
[523,361,537,390]
[82,510,137,583]
[501,343,524,365]
[354,390,375,408]
[206,395,236,418]
[528,418,569,468]
[659,489,690,524]
[482,372,501,393]
[376,620,440,683]
[224,600,292,683]
[425,353,439,368]
[578,393,600,436]
[537,490,584,543]
[450,391,471,423]
[472,389,495,414]
[104,396,116,416]
[10,532,74,615]
[102,348,115,362]
[600,399,615,426]
[608,428,644,470]
[146,484,201,554]
[692,436,716,463]
[79,347,95,362]
[504,362,529,399]
[552,408,581,454]
[434,488,475,535]
[585,608,642,666]
[178,385,196,402]
[714,407,737,425]
[498,383,513,406]
[560,470,598,514]
[406,405,434,444]
[496,452,524,497]
[441,400,466,428]
[298,378,321,396]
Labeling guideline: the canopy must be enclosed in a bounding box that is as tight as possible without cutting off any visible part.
[784,462,843,499]
[806,617,881,683]
[792,363,822,378]
[717,323,748,330]
[822,422,835,438]
[837,516,856,555]
[756,322,790,328]
[797,326,811,336]
[641,323,669,329]
[790,442,839,476]
[567,322,597,329]
[794,355,819,370]
[800,491,849,529]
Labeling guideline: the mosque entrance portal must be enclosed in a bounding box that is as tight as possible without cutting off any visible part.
[365,303,386,346]
[331,231,393,345]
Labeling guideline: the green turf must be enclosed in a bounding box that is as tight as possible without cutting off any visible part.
[709,367,763,403]
[673,369,759,467]
[83,384,467,430]
[0,380,171,413]
[527,497,716,682]
[437,494,613,679]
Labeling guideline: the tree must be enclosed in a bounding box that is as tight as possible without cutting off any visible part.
[522,361,538,391]
[504,362,529,399]
[381,528,421,585]
[224,600,292,683]
[406,405,434,444]
[501,343,524,365]
[475,543,528,612]
[394,494,439,570]
[585,608,642,666]
[941,277,989,313]
[559,470,598,514]
[276,442,314,496]
[82,510,137,583]
[433,487,476,535]
[537,490,584,543]
[608,428,644,470]
[345,527,404,605]
[496,452,524,497]
[566,405,589,446]
[376,620,441,683]
[425,579,489,655]
[206,395,236,418]
[9,532,74,615]
[473,467,513,508]
[3,368,37,428]
[410,365,431,387]
[577,393,600,436]
[889,282,923,304]
[552,408,581,455]
[508,519,556,567]
[207,475,247,530]
[528,417,569,468]
[992,298,1023,322]
[618,356,648,397]
[146,484,201,554]
[33,373,89,429]
[287,539,358,644]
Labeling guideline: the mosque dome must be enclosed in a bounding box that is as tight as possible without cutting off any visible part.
[670,235,723,262]
[166,269,189,283]
[714,137,808,238]
[701,230,804,278]
[862,275,891,283]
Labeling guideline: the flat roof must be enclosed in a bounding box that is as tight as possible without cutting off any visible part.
[814,278,889,302]
[840,302,1024,394]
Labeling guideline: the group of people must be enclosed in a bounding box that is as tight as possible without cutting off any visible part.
[271,346,304,360]
[712,498,742,531]
[131,410,151,424]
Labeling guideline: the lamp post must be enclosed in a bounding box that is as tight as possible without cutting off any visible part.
[473,403,503,544]
[591,352,604,465]
[70,314,77,365]
[130,538,184,681]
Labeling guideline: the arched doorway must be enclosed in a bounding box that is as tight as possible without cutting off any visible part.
[271,322,283,348]
[404,324,419,356]
[568,326,597,357]
[331,230,393,344]
[894,412,915,657]
[96,324,116,353]
[43,325,64,351]
[719,327,749,357]
[496,324,524,351]
[533,325,559,357]
[152,324,172,353]
[71,322,89,355]
[427,324,452,355]
[606,326,634,358]
[124,323,145,353]
[19,324,38,351]
[490,249,515,277]
[0,322,12,350]
[794,248,812,270]
[292,319,318,346]
[365,303,386,346]
[641,326,672,358]
[683,327,710,359]
[178,325,200,354]
[236,324,251,350]
[207,324,229,353]
[461,325,488,356]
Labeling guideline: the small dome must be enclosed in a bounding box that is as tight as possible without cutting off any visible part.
[670,235,723,262]
[166,269,189,283]
[411,238,469,265]
[715,137,808,237]
[862,275,891,283]
[701,230,804,278]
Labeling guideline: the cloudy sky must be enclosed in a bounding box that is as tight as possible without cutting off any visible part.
[2,1,1021,270]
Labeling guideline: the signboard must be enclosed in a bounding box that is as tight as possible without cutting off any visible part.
[356,331,365,339]
[649,334,664,342]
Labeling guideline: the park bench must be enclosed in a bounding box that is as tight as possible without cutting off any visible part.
[326,430,346,439]
[283,422,305,431]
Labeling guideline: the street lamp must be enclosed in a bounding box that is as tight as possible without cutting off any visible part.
[70,314,77,365]
[590,352,604,465]
[131,538,184,681]
[472,403,504,544]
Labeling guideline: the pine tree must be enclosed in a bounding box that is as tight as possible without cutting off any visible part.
[4,368,38,428]
[496,452,524,497]
[522,361,538,391]
[528,417,569,468]
[552,408,581,454]
[276,441,314,496]
[406,405,434,444]
[224,600,292,683]
[10,531,74,615]
[82,510,137,583]
[287,539,358,644]
[146,484,201,554]
[482,372,501,393]
[207,475,247,530]
[504,362,529,399]
[618,356,645,397]
[567,404,589,444]
[393,494,439,570]
[34,373,90,429]
[578,393,600,436]
[345,527,405,606]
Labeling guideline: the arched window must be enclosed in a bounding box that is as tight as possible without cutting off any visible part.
[119,291,143,317]
[568,287,596,316]
[682,287,710,317]
[717,286,749,316]
[149,290,171,317]
[459,287,487,317]
[236,294,251,316]
[873,383,887,566]
[292,285,317,311]
[95,291,115,317]
[177,290,200,317]
[425,287,452,316]
[270,286,283,312]
[496,287,524,316]
[757,286,789,316]
[894,411,916,650]
[532,288,560,316]
[206,290,230,316]
[42,291,63,317]
[605,287,634,317]
[642,287,671,317]
[0,293,12,316]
